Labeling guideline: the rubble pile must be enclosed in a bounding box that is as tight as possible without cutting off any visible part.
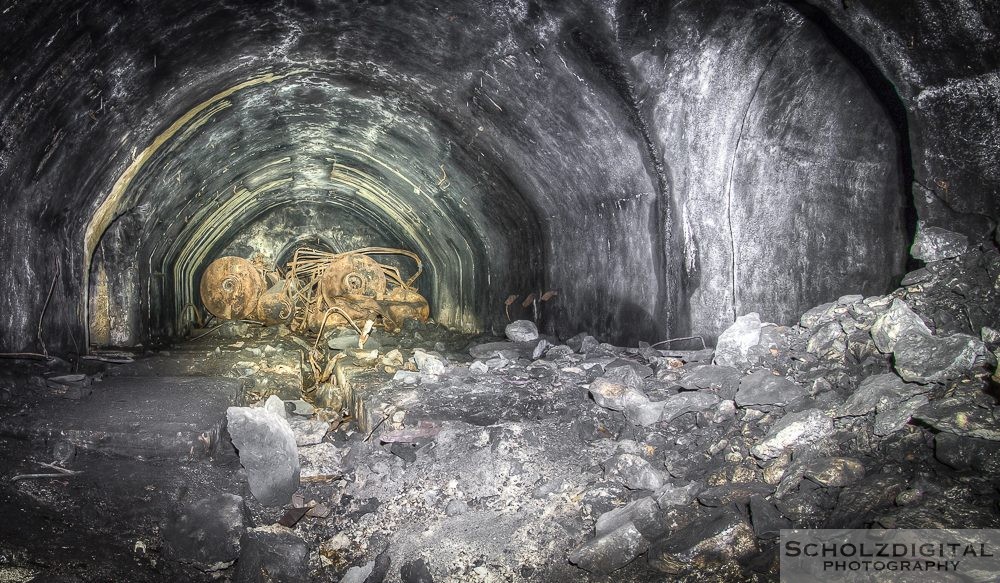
[0,240,998,582]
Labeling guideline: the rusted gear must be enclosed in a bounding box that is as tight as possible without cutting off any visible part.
[319,253,387,305]
[199,256,266,320]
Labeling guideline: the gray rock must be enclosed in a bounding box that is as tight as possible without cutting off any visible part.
[647,508,757,572]
[678,365,741,399]
[806,321,847,363]
[287,400,315,417]
[913,395,1000,440]
[713,313,761,368]
[838,373,930,417]
[162,493,247,572]
[735,370,806,408]
[750,408,834,460]
[226,407,300,507]
[799,302,838,329]
[653,482,701,507]
[468,341,517,359]
[263,395,287,419]
[505,320,539,342]
[911,224,969,262]
[588,377,648,412]
[468,360,489,375]
[288,416,329,446]
[900,268,933,286]
[874,394,929,436]
[870,299,931,353]
[594,496,658,536]
[235,525,309,583]
[328,331,362,350]
[604,453,665,490]
[893,332,983,383]
[749,496,790,539]
[934,432,1000,473]
[341,561,375,583]
[445,499,469,516]
[392,370,421,385]
[568,522,648,575]
[801,457,865,487]
[400,558,434,583]
[412,349,446,375]
[624,398,666,427]
[825,473,908,528]
[531,339,553,359]
[659,391,720,423]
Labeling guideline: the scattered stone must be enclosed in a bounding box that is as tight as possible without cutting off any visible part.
[653,482,701,508]
[911,224,969,262]
[594,496,658,536]
[647,508,757,573]
[263,395,287,418]
[468,360,489,375]
[874,395,929,436]
[162,493,247,572]
[750,409,834,460]
[531,339,552,359]
[713,313,761,368]
[735,370,806,408]
[400,558,434,583]
[913,395,1000,440]
[801,457,865,488]
[892,332,983,383]
[624,398,666,427]
[412,349,446,376]
[870,299,931,353]
[934,432,1000,473]
[837,374,929,417]
[505,320,539,342]
[799,302,837,329]
[287,417,329,446]
[604,453,665,490]
[341,561,375,583]
[825,473,908,528]
[287,399,314,417]
[445,499,468,516]
[748,496,790,539]
[588,377,647,412]
[569,522,648,575]
[468,341,517,359]
[806,321,847,363]
[678,365,741,399]
[226,407,300,506]
[659,391,721,423]
[393,370,421,386]
[235,525,309,583]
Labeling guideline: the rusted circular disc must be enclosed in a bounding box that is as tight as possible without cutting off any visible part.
[199,256,266,320]
[319,254,387,306]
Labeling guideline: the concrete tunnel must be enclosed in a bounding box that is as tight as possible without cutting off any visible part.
[0,0,999,581]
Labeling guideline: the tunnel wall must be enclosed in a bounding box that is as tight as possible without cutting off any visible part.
[0,0,997,355]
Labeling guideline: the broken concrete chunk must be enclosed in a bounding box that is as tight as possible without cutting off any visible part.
[713,313,761,368]
[505,319,539,342]
[568,522,648,575]
[604,453,665,490]
[162,493,247,572]
[735,370,805,408]
[911,224,969,262]
[893,332,983,384]
[750,408,834,460]
[870,299,931,353]
[659,391,720,423]
[226,407,300,506]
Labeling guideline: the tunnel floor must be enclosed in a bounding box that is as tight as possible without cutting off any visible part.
[0,247,999,582]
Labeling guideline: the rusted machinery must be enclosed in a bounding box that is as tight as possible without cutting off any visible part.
[199,247,430,334]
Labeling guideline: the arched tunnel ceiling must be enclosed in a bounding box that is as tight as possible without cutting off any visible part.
[0,0,997,354]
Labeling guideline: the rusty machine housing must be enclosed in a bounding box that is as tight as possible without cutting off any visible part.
[199,247,430,334]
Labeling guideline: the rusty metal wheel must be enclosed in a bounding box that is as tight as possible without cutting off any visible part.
[319,253,387,306]
[199,256,266,320]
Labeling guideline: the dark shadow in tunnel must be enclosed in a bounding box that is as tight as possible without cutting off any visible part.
[784,1,920,277]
